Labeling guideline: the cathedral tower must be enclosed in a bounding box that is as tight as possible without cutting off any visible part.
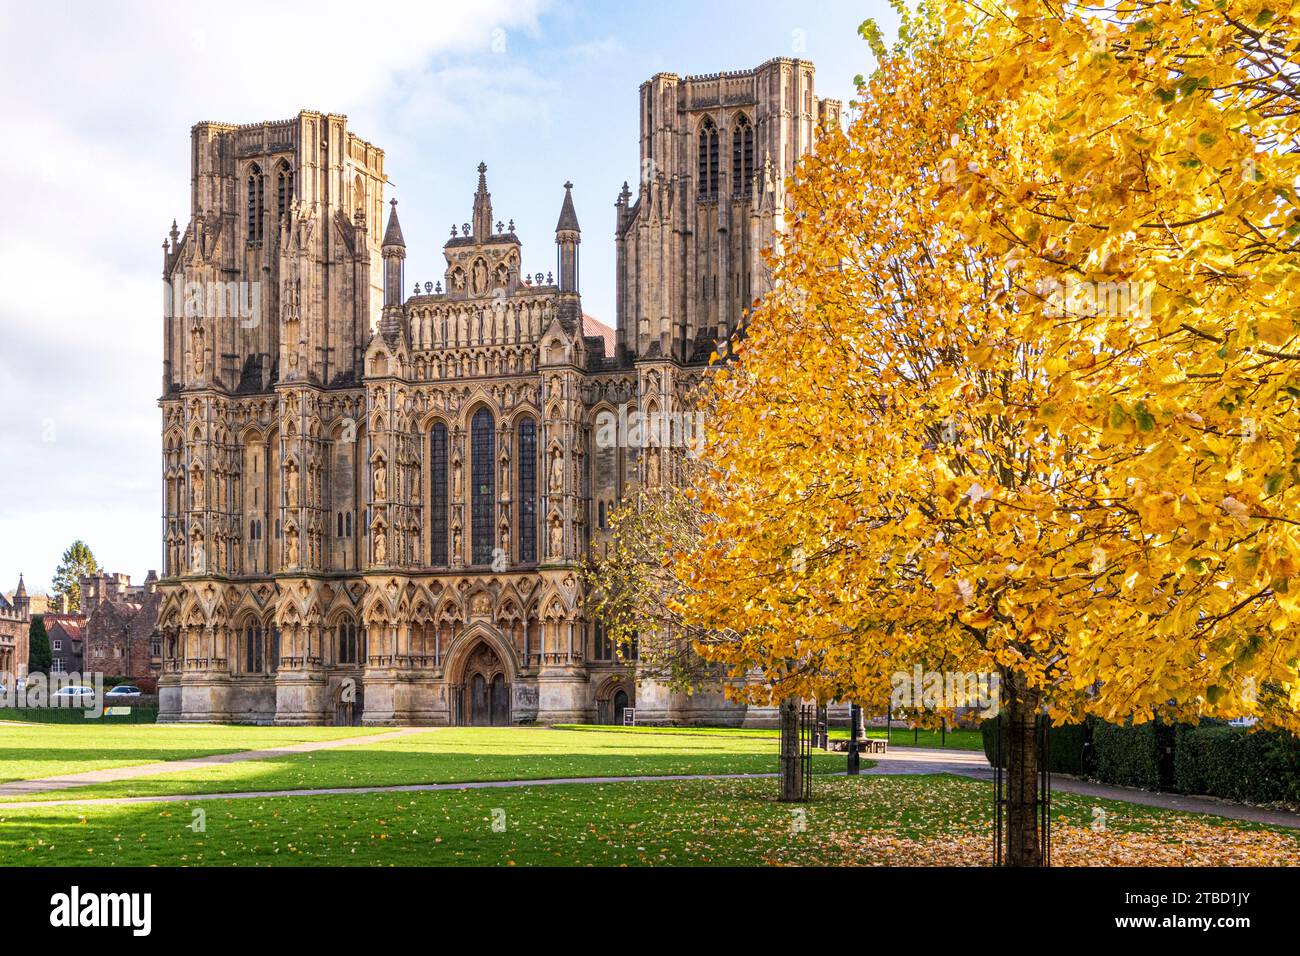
[162,112,386,394]
[615,58,841,364]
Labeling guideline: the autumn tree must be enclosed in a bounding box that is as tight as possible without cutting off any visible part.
[51,540,98,612]
[673,0,1300,867]
[581,475,719,690]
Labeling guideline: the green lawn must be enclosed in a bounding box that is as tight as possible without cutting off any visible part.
[2,774,1293,867]
[0,723,391,784]
[555,723,984,750]
[0,726,849,802]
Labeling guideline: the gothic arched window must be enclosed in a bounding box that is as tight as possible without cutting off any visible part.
[517,417,537,563]
[247,163,264,241]
[244,623,264,674]
[697,118,719,200]
[732,114,754,197]
[470,409,495,565]
[430,422,449,565]
[337,618,358,665]
[277,160,294,219]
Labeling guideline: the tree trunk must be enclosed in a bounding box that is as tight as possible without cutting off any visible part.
[1004,673,1042,866]
[779,697,803,802]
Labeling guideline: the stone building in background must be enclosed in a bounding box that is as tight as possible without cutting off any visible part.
[0,575,30,681]
[44,614,86,674]
[157,59,840,725]
[80,571,162,692]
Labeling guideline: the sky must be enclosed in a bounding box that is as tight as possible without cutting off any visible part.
[0,0,897,594]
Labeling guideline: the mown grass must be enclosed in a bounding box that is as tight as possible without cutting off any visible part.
[2,773,1292,867]
[0,723,391,783]
[0,726,849,802]
[554,723,985,750]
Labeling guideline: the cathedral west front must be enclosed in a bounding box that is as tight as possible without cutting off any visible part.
[157,58,841,725]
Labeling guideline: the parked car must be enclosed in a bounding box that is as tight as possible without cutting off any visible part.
[105,685,142,698]
[51,686,97,703]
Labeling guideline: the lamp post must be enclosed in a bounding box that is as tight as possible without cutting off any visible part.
[847,702,862,775]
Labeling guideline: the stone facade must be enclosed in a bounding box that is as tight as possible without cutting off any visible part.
[81,572,162,692]
[157,60,839,726]
[0,576,31,682]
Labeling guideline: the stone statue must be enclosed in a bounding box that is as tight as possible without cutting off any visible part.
[373,460,387,500]
[374,531,386,564]
[452,456,463,500]
[549,448,564,493]
[548,517,563,557]
[285,463,298,503]
[286,530,299,567]
[192,473,204,509]
[647,447,661,487]
[500,449,510,491]
[452,523,463,563]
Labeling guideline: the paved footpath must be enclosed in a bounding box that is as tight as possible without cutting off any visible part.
[0,728,428,798]
[2,741,1296,830]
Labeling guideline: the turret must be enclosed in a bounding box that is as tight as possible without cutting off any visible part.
[12,574,29,618]
[382,199,406,309]
[472,162,493,241]
[555,181,581,294]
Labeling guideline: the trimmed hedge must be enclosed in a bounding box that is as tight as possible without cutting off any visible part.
[979,717,1092,775]
[983,716,1300,805]
[1174,724,1300,806]
[0,706,158,724]
[1092,721,1170,790]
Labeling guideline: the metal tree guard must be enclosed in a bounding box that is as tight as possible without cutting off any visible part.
[992,712,1052,866]
[847,702,862,774]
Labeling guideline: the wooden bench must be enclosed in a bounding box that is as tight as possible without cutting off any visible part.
[832,738,888,754]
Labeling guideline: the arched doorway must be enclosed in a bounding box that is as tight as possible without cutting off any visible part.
[595,676,634,725]
[458,640,511,726]
[333,681,364,726]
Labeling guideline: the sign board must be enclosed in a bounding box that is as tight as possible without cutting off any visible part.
[622,708,636,726]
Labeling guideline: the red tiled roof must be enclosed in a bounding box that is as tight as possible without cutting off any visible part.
[45,618,86,644]
[582,313,615,354]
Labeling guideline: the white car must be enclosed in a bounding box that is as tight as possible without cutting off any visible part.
[51,686,97,702]
[105,685,142,698]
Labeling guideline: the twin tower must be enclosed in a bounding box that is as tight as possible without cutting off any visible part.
[156,59,840,727]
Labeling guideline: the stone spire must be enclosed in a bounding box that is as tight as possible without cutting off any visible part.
[472,162,493,240]
[556,181,580,233]
[382,197,405,249]
[555,181,581,294]
[12,574,29,618]
[382,199,406,309]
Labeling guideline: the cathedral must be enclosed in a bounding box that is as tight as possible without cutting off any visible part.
[157,58,841,725]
